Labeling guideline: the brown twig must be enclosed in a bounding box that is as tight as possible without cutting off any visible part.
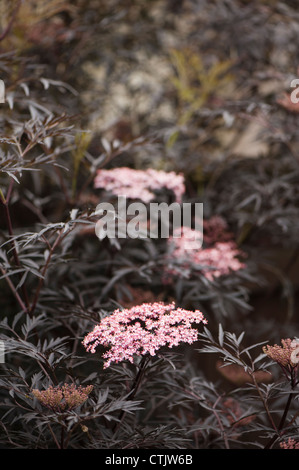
[29,230,64,317]
[112,356,150,438]
[0,179,31,313]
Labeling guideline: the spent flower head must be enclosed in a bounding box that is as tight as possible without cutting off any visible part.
[82,302,207,368]
[32,383,93,412]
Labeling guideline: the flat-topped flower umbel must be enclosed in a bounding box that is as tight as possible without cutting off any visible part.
[94,167,185,203]
[82,302,207,368]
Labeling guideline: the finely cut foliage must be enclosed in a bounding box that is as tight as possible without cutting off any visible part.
[0,0,299,451]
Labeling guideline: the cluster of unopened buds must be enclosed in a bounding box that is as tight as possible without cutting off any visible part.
[263,338,299,375]
[32,383,93,412]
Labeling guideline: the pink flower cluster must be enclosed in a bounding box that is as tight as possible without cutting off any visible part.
[94,167,185,203]
[280,438,299,449]
[32,383,93,412]
[82,302,207,368]
[164,216,245,282]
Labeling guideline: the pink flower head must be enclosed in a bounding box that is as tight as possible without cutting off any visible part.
[164,217,245,282]
[82,302,207,368]
[192,241,245,280]
[280,438,299,449]
[94,167,185,203]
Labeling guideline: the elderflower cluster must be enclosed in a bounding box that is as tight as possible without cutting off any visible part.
[32,383,93,412]
[280,438,299,449]
[164,216,245,282]
[82,302,207,368]
[94,167,185,203]
[263,338,299,369]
